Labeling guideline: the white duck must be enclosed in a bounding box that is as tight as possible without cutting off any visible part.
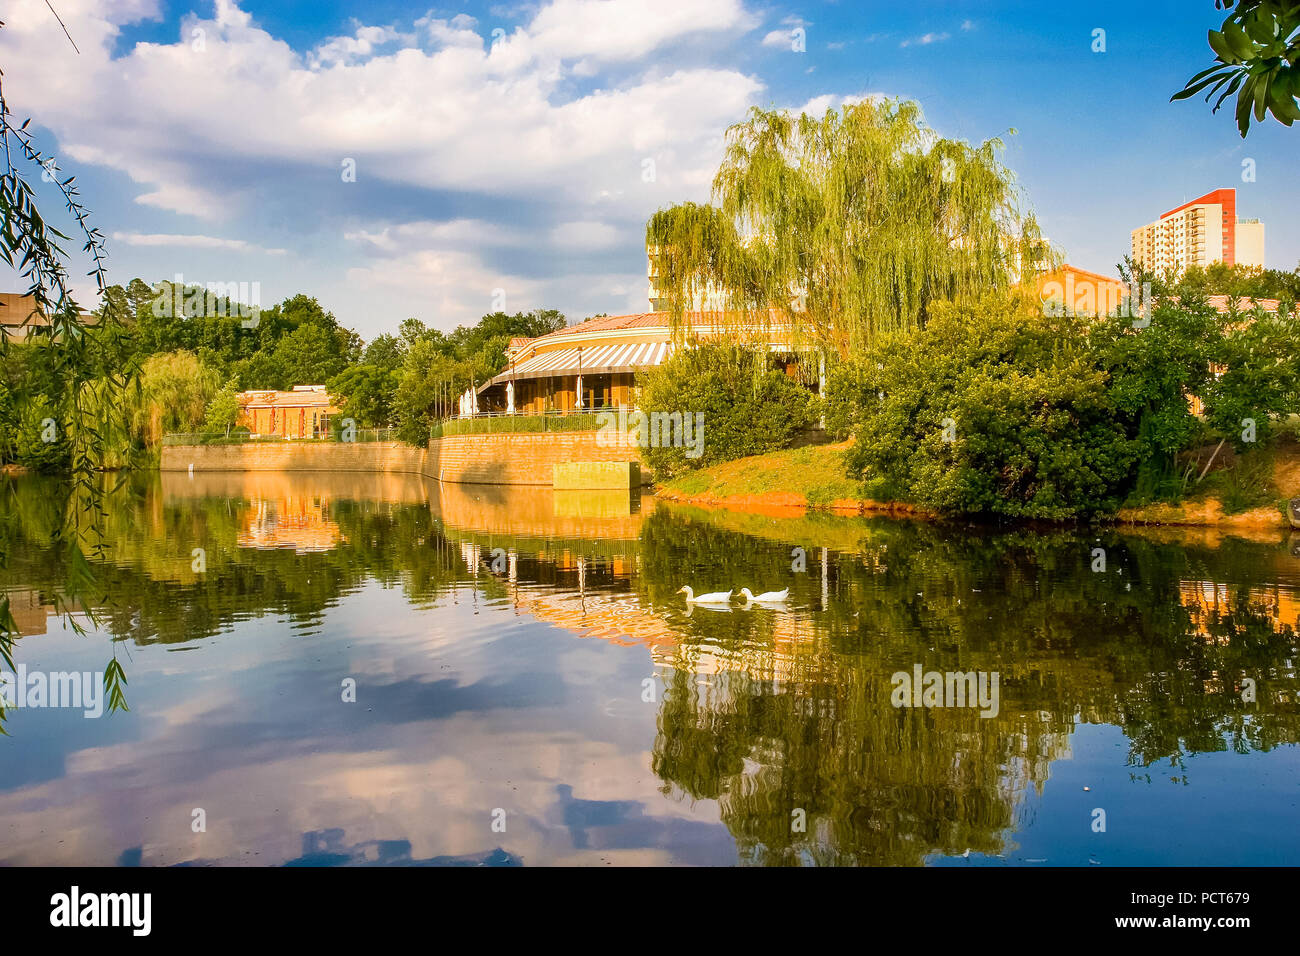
[678,586,733,605]
[739,587,790,604]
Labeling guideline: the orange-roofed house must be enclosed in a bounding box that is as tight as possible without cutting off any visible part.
[237,385,339,439]
[1034,264,1132,318]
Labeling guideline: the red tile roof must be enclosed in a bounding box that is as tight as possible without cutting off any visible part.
[545,312,676,337]
[1206,294,1281,314]
[537,309,788,341]
[238,387,335,408]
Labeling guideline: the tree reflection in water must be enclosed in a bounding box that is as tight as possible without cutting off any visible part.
[1,473,1296,865]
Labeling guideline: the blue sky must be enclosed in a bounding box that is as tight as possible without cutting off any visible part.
[3,0,1296,341]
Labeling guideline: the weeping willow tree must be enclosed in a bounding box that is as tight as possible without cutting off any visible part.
[1,18,134,723]
[647,99,1054,357]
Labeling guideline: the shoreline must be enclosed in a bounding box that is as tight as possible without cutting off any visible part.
[654,485,1294,531]
[653,436,1300,533]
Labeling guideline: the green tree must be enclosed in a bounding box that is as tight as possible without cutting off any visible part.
[269,322,352,387]
[0,380,14,463]
[362,333,406,372]
[636,341,817,478]
[202,380,244,437]
[1202,305,1300,447]
[1185,262,1300,301]
[1087,292,1219,499]
[328,364,400,428]
[1172,0,1300,136]
[389,309,567,442]
[394,344,489,443]
[231,350,287,390]
[12,395,69,472]
[836,296,1138,519]
[646,100,1049,356]
[127,351,222,447]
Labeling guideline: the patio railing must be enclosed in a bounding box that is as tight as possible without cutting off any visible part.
[162,427,400,446]
[165,411,633,446]
[429,407,630,439]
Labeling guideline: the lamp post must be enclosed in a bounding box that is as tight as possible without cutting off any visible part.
[576,346,583,411]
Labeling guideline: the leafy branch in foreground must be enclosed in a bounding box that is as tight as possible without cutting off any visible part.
[1172,0,1300,136]
[0,18,134,718]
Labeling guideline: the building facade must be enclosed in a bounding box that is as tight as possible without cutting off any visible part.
[237,385,338,439]
[0,292,96,342]
[1130,188,1265,276]
[1035,264,1132,317]
[477,310,817,414]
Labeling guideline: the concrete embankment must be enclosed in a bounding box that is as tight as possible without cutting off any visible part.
[159,432,651,486]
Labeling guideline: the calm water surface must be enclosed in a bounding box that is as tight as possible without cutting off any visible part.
[2,471,1299,866]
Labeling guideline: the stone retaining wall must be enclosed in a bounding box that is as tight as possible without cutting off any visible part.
[159,432,649,486]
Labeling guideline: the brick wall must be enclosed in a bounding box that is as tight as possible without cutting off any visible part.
[160,441,430,476]
[426,432,648,485]
[160,432,649,486]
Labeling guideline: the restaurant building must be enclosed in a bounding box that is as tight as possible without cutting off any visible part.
[476,310,820,414]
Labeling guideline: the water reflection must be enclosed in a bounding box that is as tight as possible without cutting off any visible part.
[0,472,1297,866]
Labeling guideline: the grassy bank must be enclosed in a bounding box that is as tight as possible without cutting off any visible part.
[654,442,931,516]
[655,437,1300,528]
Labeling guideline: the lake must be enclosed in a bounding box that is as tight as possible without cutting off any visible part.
[1,470,1298,866]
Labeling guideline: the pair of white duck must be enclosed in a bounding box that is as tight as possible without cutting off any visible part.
[677,586,789,607]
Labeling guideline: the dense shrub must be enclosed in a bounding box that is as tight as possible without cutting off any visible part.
[835,299,1139,519]
[835,291,1300,517]
[636,341,817,478]
[1086,298,1217,500]
[1091,294,1299,498]
[1201,306,1300,448]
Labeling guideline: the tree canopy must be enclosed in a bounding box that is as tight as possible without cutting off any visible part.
[646,100,1049,357]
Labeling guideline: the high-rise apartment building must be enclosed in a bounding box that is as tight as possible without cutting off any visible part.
[1130,188,1265,276]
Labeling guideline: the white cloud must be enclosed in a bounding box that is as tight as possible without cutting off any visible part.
[2,0,759,220]
[900,32,950,48]
[344,219,528,254]
[0,0,875,331]
[310,24,412,67]
[549,220,620,248]
[343,242,645,326]
[762,15,806,49]
[341,215,639,323]
[524,0,756,61]
[111,231,287,254]
[796,93,878,117]
[345,246,543,323]
[418,13,483,49]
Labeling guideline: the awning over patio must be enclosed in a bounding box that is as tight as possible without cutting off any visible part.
[483,341,675,390]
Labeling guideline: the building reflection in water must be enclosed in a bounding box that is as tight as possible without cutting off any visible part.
[238,494,342,553]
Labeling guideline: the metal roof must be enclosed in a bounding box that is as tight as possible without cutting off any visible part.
[485,340,675,389]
